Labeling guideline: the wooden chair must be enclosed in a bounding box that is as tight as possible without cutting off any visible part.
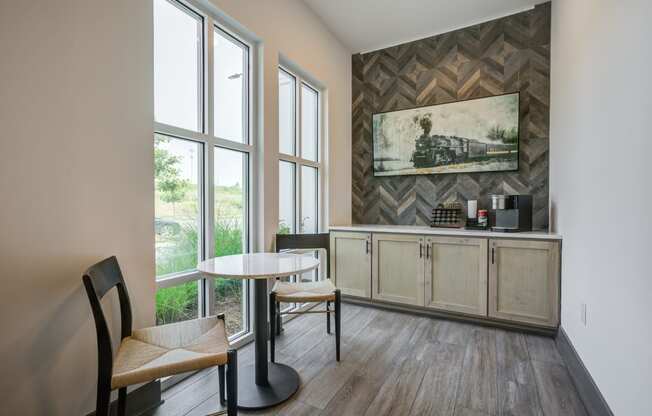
[269,233,341,362]
[83,256,238,416]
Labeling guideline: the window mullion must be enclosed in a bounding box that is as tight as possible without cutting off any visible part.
[206,16,215,138]
[155,122,211,144]
[204,17,215,317]
[205,144,216,316]
[296,163,302,234]
[212,137,252,153]
[156,270,203,289]
[243,41,250,145]
[295,75,302,233]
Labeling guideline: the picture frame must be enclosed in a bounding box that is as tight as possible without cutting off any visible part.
[372,92,520,177]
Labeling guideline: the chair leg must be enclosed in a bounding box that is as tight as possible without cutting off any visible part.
[218,365,226,406]
[95,377,111,416]
[117,387,127,416]
[335,290,341,362]
[216,313,228,408]
[276,299,283,334]
[226,349,238,416]
[269,292,277,363]
[326,301,331,334]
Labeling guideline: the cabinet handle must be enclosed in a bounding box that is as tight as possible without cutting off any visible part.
[365,240,370,254]
[492,247,495,264]
[419,243,423,258]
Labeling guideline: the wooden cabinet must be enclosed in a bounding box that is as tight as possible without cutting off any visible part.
[488,239,560,327]
[372,233,425,306]
[424,236,488,316]
[330,227,561,330]
[330,232,372,298]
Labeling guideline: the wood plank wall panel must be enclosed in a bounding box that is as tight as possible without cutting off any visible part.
[351,3,551,229]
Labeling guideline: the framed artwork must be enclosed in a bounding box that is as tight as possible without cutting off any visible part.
[372,92,520,176]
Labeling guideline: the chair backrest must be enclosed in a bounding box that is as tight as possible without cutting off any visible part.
[276,233,330,279]
[82,256,133,376]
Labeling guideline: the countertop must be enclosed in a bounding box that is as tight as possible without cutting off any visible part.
[329,224,562,241]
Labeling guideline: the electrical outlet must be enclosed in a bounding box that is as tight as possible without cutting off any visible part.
[581,303,587,326]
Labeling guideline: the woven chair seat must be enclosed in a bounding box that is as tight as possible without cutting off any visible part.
[272,279,337,302]
[111,316,229,389]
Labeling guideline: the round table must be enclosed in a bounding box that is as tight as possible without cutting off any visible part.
[198,252,320,410]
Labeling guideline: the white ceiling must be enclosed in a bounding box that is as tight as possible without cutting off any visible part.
[302,0,545,53]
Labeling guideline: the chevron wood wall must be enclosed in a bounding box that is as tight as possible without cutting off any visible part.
[352,3,551,229]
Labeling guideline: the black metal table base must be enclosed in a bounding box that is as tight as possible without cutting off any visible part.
[236,362,300,409]
[228,279,301,410]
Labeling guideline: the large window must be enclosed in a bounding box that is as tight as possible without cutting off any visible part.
[154,0,254,340]
[278,68,322,235]
[277,67,323,311]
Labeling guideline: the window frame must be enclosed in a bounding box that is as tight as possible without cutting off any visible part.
[154,0,258,347]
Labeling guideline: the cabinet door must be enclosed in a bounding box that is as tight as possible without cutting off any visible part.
[372,233,424,306]
[330,232,371,298]
[489,239,560,327]
[425,237,488,316]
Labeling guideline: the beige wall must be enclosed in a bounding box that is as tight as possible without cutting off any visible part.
[0,0,350,414]
[0,1,155,414]
[205,0,353,250]
[550,0,652,414]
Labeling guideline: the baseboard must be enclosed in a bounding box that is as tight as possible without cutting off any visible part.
[555,327,614,416]
[86,380,162,416]
[343,297,557,336]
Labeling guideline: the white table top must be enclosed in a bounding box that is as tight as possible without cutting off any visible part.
[197,253,320,280]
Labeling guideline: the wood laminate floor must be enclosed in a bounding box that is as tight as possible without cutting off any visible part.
[144,303,587,416]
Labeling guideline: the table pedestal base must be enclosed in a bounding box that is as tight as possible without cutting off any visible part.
[237,362,300,410]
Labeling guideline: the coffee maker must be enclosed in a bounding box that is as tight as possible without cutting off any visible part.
[490,194,532,232]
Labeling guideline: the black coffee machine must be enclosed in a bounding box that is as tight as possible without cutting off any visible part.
[490,194,532,232]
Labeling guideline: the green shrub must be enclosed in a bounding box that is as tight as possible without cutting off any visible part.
[155,223,198,277]
[155,219,245,324]
[156,280,198,325]
[278,221,291,235]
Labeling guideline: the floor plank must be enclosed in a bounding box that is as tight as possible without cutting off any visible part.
[436,320,474,346]
[531,361,588,416]
[526,334,564,365]
[496,330,543,416]
[295,361,356,409]
[408,341,465,416]
[455,327,499,416]
[454,406,492,416]
[147,304,587,416]
[321,311,419,416]
[363,348,428,416]
[149,368,222,416]
[319,372,378,416]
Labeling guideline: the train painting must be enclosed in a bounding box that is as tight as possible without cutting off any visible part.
[372,93,519,176]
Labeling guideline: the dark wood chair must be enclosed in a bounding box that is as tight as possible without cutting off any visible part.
[83,256,238,416]
[270,234,341,362]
